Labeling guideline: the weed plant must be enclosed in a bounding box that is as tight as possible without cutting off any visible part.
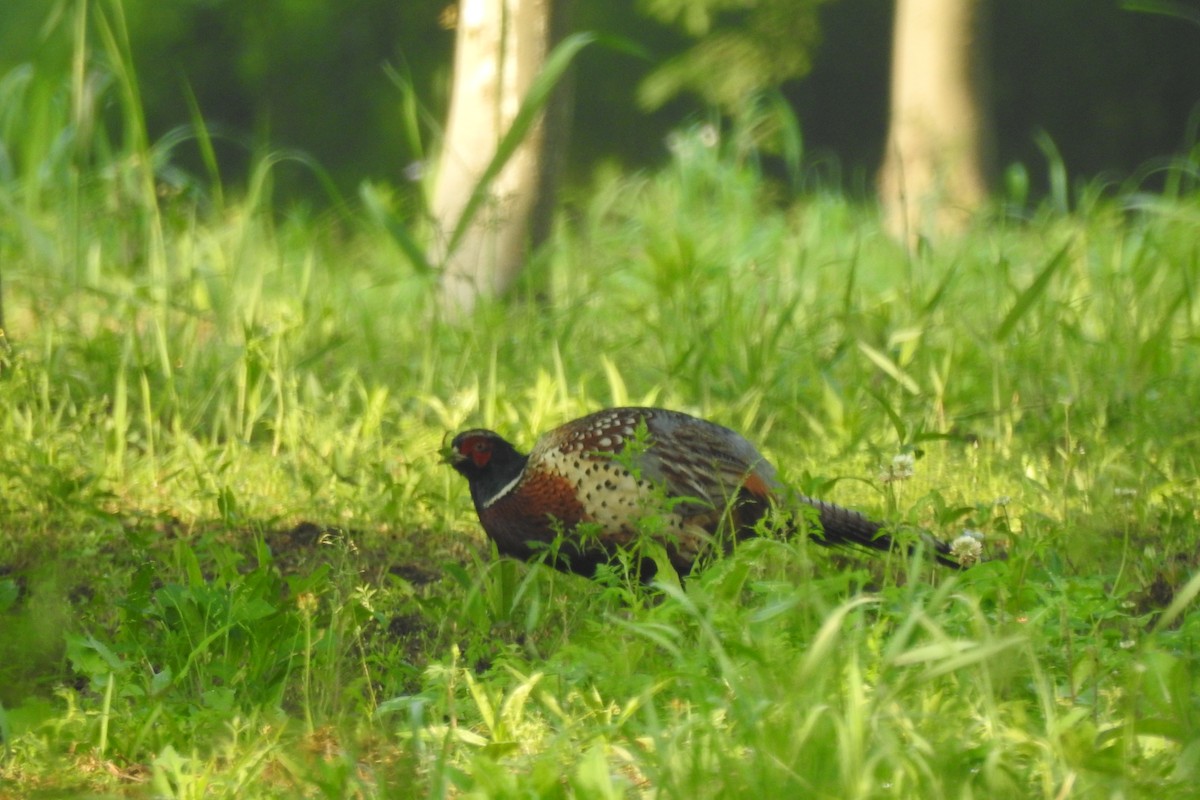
[2,4,1200,798]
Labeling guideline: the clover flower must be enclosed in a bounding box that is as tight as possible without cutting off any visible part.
[880,452,916,483]
[950,530,985,567]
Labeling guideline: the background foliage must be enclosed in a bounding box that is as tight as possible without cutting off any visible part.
[1,0,1197,199]
[637,0,831,113]
[1,1,1200,796]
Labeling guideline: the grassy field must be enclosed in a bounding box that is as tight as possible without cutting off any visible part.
[4,23,1200,799]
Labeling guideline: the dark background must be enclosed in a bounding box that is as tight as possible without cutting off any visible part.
[2,0,1197,201]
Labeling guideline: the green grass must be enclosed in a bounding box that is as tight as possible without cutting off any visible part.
[4,19,1200,798]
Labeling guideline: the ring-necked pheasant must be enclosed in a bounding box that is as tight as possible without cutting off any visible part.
[444,407,966,580]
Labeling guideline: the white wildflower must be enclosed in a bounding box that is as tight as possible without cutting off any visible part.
[665,131,685,156]
[950,531,984,567]
[403,161,426,182]
[880,452,916,483]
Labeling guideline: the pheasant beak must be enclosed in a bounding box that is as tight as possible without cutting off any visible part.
[439,433,466,466]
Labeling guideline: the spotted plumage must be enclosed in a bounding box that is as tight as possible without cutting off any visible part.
[445,407,964,579]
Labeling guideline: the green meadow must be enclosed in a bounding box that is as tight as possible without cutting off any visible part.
[3,11,1200,799]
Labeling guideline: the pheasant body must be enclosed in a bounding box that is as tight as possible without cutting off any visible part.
[446,407,959,579]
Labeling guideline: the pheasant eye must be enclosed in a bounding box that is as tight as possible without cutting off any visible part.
[464,438,492,467]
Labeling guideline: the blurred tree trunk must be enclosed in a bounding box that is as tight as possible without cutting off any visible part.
[432,0,571,317]
[878,0,993,246]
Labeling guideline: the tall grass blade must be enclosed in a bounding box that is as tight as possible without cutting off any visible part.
[919,263,958,317]
[798,596,878,682]
[762,90,804,190]
[182,82,224,209]
[1121,0,1200,29]
[361,183,435,274]
[244,149,346,212]
[1035,130,1071,213]
[890,635,1026,679]
[994,239,1072,341]
[857,342,920,394]
[93,0,152,193]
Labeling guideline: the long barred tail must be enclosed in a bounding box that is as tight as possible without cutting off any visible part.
[797,495,966,569]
